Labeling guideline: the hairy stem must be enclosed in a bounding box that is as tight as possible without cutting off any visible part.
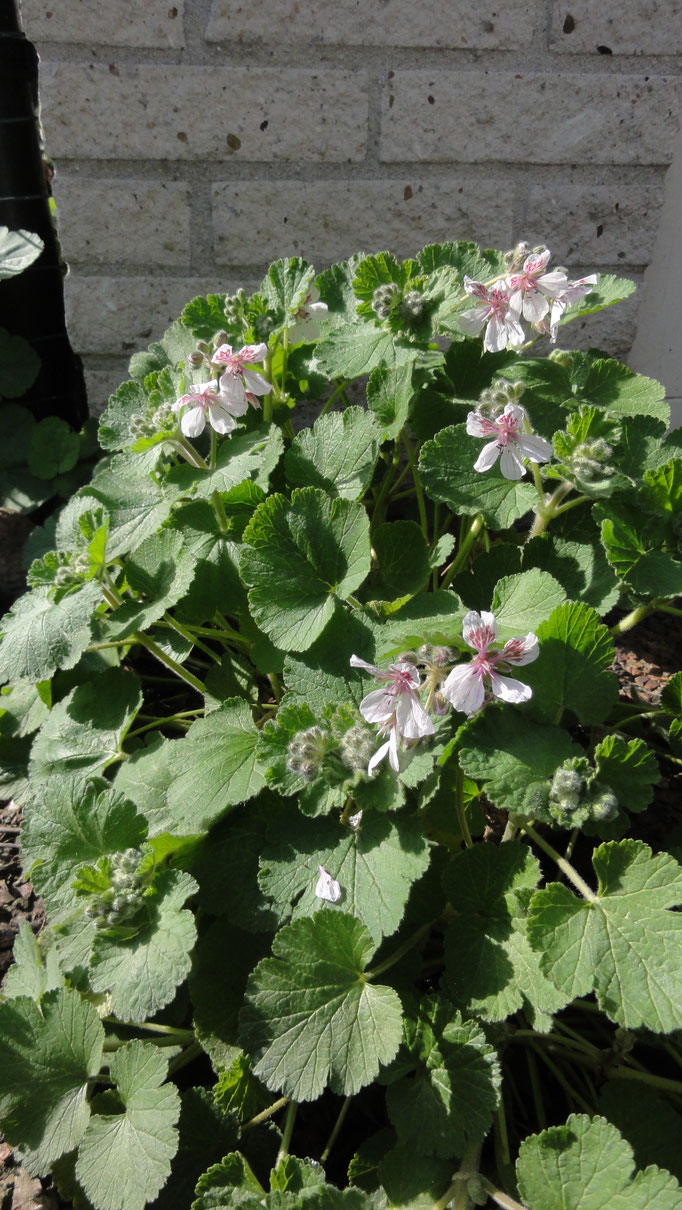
[242,1096,289,1131]
[521,822,597,902]
[441,513,484,588]
[480,1179,530,1210]
[366,921,432,979]
[276,1101,298,1167]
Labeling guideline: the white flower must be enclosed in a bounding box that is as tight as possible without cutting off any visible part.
[466,402,553,480]
[315,866,342,903]
[458,277,525,353]
[289,286,328,344]
[171,380,247,438]
[506,247,570,324]
[441,611,539,716]
[547,275,598,341]
[350,654,434,774]
[210,342,270,410]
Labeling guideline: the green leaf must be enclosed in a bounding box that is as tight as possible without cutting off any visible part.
[283,607,375,714]
[90,869,197,1020]
[491,569,566,640]
[364,521,431,604]
[263,256,315,322]
[98,379,155,451]
[103,531,197,640]
[241,488,370,652]
[642,457,682,516]
[523,532,621,615]
[113,733,178,836]
[458,709,580,823]
[442,842,568,1022]
[284,408,382,500]
[315,323,417,380]
[153,1087,239,1210]
[22,779,147,915]
[127,318,197,381]
[86,453,179,559]
[527,840,682,1031]
[559,269,636,320]
[28,417,80,480]
[0,678,50,737]
[166,699,265,832]
[75,1040,180,1210]
[593,735,658,814]
[521,601,618,725]
[598,501,682,598]
[240,913,403,1100]
[0,581,102,682]
[0,988,104,1173]
[366,362,415,440]
[181,293,229,340]
[385,995,500,1157]
[171,491,261,622]
[419,425,536,528]
[259,808,431,945]
[2,920,64,1001]
[167,426,284,500]
[517,1112,682,1210]
[576,355,668,424]
[29,668,143,786]
[193,800,285,933]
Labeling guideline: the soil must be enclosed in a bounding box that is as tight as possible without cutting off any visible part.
[0,610,680,1208]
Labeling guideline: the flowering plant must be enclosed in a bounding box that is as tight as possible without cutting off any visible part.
[1,239,682,1210]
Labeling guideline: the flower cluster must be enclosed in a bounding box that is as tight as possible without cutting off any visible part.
[350,612,539,773]
[459,244,597,353]
[172,342,270,438]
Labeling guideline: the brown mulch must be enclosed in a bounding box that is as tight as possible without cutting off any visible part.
[0,611,681,1207]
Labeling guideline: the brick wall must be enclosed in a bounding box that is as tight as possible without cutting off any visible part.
[17,0,682,415]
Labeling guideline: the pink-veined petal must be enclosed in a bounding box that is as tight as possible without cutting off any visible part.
[522,290,550,324]
[211,343,233,364]
[484,314,508,353]
[350,653,381,676]
[463,276,488,300]
[441,663,486,715]
[499,443,526,480]
[523,248,552,275]
[536,270,570,298]
[368,737,392,775]
[474,440,502,473]
[500,632,540,666]
[209,407,238,435]
[395,691,434,740]
[359,687,394,726]
[219,373,247,405]
[466,411,498,438]
[462,610,498,650]
[242,367,271,395]
[517,434,553,464]
[458,308,487,337]
[505,316,526,347]
[488,670,533,704]
[181,406,206,438]
[238,342,268,363]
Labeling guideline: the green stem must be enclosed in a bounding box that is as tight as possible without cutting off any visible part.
[366,921,432,979]
[136,631,207,695]
[126,710,203,739]
[339,795,358,827]
[480,1179,530,1210]
[526,481,575,541]
[455,766,473,848]
[320,1096,352,1163]
[103,1019,195,1042]
[263,350,274,424]
[564,827,579,861]
[526,1048,546,1129]
[167,1041,203,1076]
[608,1065,682,1096]
[241,1096,289,1131]
[319,379,348,418]
[553,495,590,518]
[210,427,218,471]
[268,672,283,702]
[521,822,597,903]
[372,441,403,526]
[529,1043,593,1113]
[163,612,221,663]
[658,603,682,618]
[495,1099,511,1169]
[402,432,429,542]
[172,435,209,470]
[276,1101,298,1167]
[212,488,230,533]
[441,514,484,589]
[501,818,518,843]
[610,603,655,635]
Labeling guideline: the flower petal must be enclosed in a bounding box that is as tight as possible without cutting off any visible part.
[368,737,392,775]
[466,411,498,438]
[517,434,553,464]
[315,866,342,903]
[488,670,533,704]
[359,687,393,726]
[395,692,434,740]
[457,308,487,337]
[499,443,526,480]
[500,633,539,666]
[181,406,206,438]
[474,439,502,473]
[441,663,486,715]
[462,610,497,650]
[243,368,271,396]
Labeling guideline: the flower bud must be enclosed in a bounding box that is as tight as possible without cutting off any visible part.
[588,786,619,822]
[339,723,376,773]
[188,351,206,369]
[213,329,229,347]
[401,289,424,320]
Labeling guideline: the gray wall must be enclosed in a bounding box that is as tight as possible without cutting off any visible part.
[17,0,682,416]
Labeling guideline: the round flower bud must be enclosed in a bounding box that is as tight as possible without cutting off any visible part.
[589,787,619,822]
[212,329,228,347]
[340,723,376,772]
[188,351,205,369]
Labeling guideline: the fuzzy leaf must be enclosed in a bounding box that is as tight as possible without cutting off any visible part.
[517,1112,682,1210]
[490,569,565,640]
[29,668,143,786]
[166,699,265,832]
[90,870,198,1021]
[521,601,618,725]
[0,581,102,683]
[366,361,414,440]
[527,841,682,1031]
[103,531,197,640]
[75,1041,180,1210]
[419,424,536,528]
[240,488,371,652]
[2,921,64,1002]
[240,913,403,1100]
[458,710,580,823]
[284,408,381,501]
[442,842,568,1022]
[86,454,178,559]
[593,735,658,815]
[523,532,621,615]
[259,808,431,945]
[385,995,500,1157]
[0,988,104,1173]
[263,256,315,323]
[365,521,431,603]
[22,779,147,915]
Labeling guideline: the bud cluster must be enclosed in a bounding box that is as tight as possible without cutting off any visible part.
[476,377,526,421]
[371,282,401,320]
[286,725,329,782]
[548,757,619,827]
[371,282,426,328]
[570,437,614,483]
[129,400,177,442]
[83,848,148,931]
[285,708,378,785]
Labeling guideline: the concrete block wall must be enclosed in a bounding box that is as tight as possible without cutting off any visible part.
[16,0,682,416]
